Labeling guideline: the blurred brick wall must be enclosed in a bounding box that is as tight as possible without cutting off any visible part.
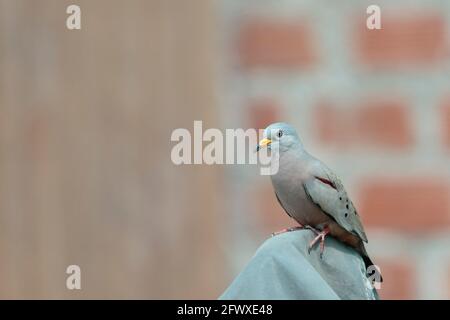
[219,0,450,299]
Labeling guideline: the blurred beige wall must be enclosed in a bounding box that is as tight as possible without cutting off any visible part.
[0,0,225,298]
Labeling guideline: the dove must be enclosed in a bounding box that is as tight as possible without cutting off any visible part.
[257,122,382,282]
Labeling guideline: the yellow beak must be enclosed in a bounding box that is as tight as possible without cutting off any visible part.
[256,138,272,152]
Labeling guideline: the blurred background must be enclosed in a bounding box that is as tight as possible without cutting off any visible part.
[0,0,449,299]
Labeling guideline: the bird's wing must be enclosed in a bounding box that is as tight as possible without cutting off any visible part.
[303,164,368,243]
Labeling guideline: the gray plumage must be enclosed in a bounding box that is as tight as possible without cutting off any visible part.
[259,122,380,280]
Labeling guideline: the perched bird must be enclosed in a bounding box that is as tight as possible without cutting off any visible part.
[257,122,382,282]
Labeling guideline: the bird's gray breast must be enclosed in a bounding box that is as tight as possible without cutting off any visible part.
[270,152,322,225]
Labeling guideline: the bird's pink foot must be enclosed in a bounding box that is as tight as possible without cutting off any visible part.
[304,225,321,235]
[271,225,304,237]
[307,227,330,258]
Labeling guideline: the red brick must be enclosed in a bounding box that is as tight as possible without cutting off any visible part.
[376,258,415,299]
[355,13,448,67]
[442,98,450,148]
[358,179,450,232]
[315,98,413,149]
[356,100,413,147]
[315,101,344,145]
[238,19,316,69]
[247,99,282,130]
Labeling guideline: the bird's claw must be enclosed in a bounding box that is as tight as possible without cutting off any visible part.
[304,225,320,235]
[307,227,330,258]
[271,225,304,237]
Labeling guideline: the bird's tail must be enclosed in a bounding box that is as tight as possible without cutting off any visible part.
[358,243,383,283]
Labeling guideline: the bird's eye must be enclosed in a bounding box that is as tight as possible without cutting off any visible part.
[277,130,283,138]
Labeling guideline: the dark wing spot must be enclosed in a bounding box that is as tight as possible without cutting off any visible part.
[315,176,337,190]
[345,213,348,217]
[339,197,342,200]
[346,204,349,209]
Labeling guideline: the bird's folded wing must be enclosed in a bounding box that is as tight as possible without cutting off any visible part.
[303,172,368,243]
[219,230,378,300]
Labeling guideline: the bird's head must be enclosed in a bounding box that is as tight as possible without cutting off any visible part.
[256,122,302,153]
